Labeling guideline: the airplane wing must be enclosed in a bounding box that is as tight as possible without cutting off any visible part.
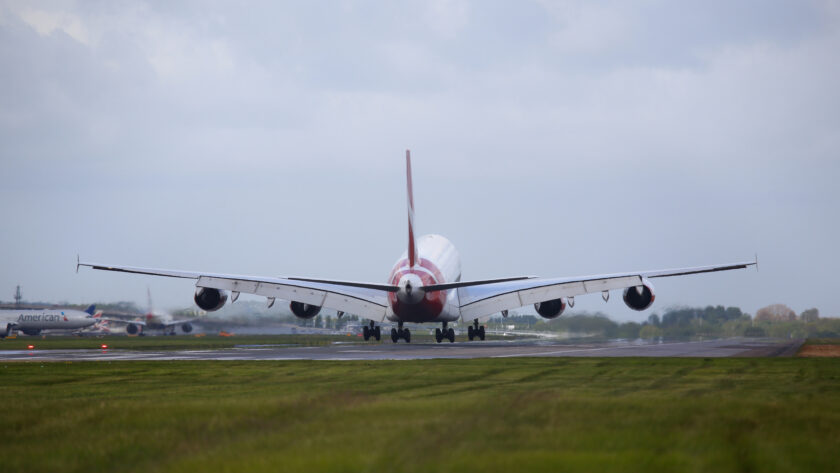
[161,317,200,327]
[77,261,397,321]
[456,259,757,321]
[99,318,147,326]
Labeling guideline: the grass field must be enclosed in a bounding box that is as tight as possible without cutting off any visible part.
[798,338,840,357]
[802,338,840,345]
[2,358,839,472]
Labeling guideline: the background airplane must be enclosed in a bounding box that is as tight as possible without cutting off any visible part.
[79,151,755,343]
[1,305,97,337]
[99,288,200,336]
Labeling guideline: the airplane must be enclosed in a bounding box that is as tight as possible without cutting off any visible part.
[1,305,97,337]
[78,151,756,343]
[99,288,200,336]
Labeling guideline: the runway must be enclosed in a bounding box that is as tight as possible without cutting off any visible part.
[0,337,802,361]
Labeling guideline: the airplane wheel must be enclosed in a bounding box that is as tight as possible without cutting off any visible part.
[374,326,381,341]
[391,328,399,343]
[404,328,411,343]
[447,328,455,343]
[467,325,475,341]
[363,326,371,341]
[435,328,443,343]
[478,326,485,341]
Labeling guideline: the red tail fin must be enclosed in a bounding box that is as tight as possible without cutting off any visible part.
[406,150,417,267]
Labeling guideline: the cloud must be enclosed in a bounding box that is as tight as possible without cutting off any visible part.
[17,5,92,45]
[539,1,632,54]
[0,1,838,318]
[424,0,471,39]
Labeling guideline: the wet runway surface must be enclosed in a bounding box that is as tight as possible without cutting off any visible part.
[0,337,802,361]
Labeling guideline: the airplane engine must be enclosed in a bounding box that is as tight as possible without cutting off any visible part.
[126,323,140,335]
[181,323,193,333]
[534,298,566,319]
[290,301,321,319]
[623,280,655,311]
[194,287,228,312]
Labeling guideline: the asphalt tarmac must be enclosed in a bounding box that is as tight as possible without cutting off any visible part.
[0,337,802,361]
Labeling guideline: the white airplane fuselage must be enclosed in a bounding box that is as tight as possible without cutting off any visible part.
[1,309,95,333]
[386,234,461,323]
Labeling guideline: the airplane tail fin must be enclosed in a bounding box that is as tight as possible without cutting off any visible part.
[94,319,110,333]
[406,150,417,267]
[84,304,96,316]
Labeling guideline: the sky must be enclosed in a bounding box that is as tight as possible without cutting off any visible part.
[1,0,838,321]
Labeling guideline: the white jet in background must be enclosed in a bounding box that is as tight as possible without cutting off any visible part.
[79,151,756,343]
[1,305,97,337]
[99,288,200,336]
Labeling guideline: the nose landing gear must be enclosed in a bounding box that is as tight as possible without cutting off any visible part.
[467,319,485,341]
[390,322,411,343]
[435,322,455,343]
[362,320,381,341]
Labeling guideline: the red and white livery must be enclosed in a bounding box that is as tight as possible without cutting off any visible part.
[79,151,756,343]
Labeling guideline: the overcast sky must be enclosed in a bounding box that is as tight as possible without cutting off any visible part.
[1,0,838,321]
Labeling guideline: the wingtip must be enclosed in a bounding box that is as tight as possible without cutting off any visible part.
[76,254,80,274]
[754,253,759,272]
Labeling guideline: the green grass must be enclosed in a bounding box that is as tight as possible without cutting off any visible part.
[1,358,839,473]
[803,337,840,345]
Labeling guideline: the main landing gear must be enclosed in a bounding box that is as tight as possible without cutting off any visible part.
[467,319,485,341]
[390,322,411,343]
[362,320,381,341]
[435,321,455,343]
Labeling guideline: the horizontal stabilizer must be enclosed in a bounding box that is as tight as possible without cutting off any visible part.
[422,276,537,292]
[286,277,399,292]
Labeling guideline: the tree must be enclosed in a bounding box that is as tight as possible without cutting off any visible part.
[800,308,819,322]
[617,322,641,339]
[647,313,660,327]
[743,326,766,337]
[509,315,537,329]
[639,325,662,339]
[755,304,796,321]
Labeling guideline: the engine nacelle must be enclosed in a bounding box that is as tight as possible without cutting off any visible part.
[181,323,193,333]
[534,298,566,319]
[194,287,228,312]
[126,323,140,335]
[623,280,655,311]
[290,301,321,319]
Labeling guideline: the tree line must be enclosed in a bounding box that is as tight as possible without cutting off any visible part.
[505,305,838,340]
